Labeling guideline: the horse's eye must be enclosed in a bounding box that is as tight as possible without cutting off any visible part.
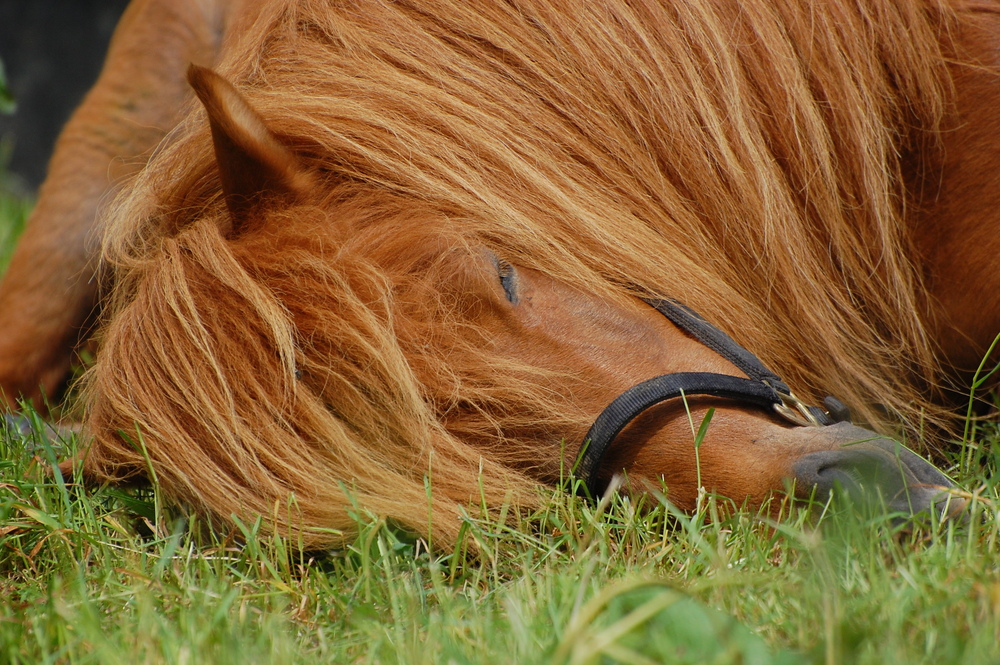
[497,260,519,304]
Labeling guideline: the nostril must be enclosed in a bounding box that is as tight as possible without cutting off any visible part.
[813,463,863,490]
[793,450,880,497]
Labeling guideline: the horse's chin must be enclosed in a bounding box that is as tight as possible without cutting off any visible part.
[791,422,964,521]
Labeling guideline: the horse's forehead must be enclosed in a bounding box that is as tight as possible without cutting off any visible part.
[233,197,492,281]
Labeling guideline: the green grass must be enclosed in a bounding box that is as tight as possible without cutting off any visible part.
[0,169,30,273]
[1,188,999,664]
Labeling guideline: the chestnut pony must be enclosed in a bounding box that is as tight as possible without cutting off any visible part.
[1,0,994,548]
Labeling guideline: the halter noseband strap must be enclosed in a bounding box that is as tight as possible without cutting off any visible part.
[575,297,850,498]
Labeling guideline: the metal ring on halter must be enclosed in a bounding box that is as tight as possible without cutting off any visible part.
[772,390,825,427]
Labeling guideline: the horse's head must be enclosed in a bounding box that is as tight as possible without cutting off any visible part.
[78,67,960,549]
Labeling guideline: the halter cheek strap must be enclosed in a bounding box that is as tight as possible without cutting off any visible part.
[575,297,850,498]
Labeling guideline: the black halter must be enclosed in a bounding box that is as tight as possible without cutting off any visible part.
[575,297,850,497]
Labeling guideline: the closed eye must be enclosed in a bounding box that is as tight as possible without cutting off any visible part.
[497,259,519,304]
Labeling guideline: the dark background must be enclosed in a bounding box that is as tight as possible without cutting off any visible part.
[0,0,130,191]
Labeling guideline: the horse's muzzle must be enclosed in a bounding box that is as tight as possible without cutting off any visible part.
[792,423,964,519]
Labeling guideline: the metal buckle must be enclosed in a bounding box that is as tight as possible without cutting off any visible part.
[772,391,824,427]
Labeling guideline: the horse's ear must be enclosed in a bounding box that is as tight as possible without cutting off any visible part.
[187,64,314,233]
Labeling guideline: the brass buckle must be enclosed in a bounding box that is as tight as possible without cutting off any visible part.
[772,391,824,427]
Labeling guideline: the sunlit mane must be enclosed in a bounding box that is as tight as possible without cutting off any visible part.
[83,0,957,548]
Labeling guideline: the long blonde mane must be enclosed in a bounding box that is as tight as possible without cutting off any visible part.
[83,0,960,548]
